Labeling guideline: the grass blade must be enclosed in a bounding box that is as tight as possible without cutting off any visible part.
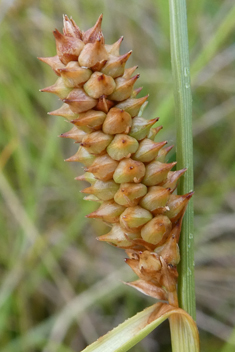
[81,303,199,352]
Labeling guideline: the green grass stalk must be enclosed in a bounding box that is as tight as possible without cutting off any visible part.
[168,0,196,319]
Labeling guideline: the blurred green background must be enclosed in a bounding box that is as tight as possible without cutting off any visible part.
[0,0,235,351]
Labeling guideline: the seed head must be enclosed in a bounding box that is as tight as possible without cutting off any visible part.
[39,14,193,306]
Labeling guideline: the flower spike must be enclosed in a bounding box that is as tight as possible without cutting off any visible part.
[39,14,193,308]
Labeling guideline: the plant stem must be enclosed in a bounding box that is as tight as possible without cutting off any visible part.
[168,0,196,319]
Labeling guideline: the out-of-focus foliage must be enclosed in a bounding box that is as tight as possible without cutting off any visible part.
[0,0,235,351]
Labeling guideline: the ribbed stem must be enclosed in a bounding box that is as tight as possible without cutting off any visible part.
[169,0,196,319]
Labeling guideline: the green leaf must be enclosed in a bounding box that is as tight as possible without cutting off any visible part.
[81,303,199,352]
[169,0,195,319]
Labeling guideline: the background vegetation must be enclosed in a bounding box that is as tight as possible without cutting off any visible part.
[0,0,235,351]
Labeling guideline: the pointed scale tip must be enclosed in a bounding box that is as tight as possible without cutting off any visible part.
[64,157,73,162]
[62,14,82,39]
[82,14,104,44]
[105,36,124,56]
[40,87,48,93]
[171,161,177,167]
[123,50,132,61]
[80,187,90,194]
[165,145,174,153]
[47,111,60,116]
[151,117,160,123]
[53,28,62,39]
[117,36,124,45]
[96,236,105,242]
[185,191,194,199]
[131,87,143,99]
[75,175,85,181]
[85,213,99,219]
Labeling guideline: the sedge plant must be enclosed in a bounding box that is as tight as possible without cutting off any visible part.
[39,1,199,350]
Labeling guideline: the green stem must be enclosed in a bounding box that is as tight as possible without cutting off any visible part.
[169,0,195,319]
